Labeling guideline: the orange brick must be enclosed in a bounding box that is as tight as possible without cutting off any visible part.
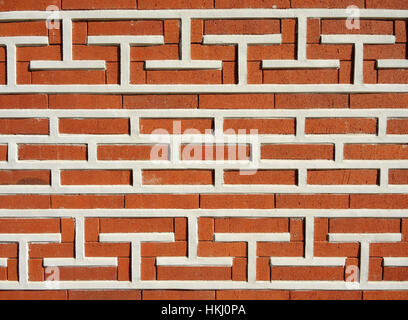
[308,44,353,60]
[330,218,400,233]
[142,290,215,300]
[7,259,18,281]
[124,95,198,109]
[257,257,271,281]
[164,20,180,43]
[258,242,304,257]
[224,118,295,134]
[282,19,296,43]
[363,291,408,300]
[59,118,130,135]
[292,0,364,7]
[198,242,247,257]
[61,170,132,186]
[205,19,280,34]
[271,266,344,280]
[383,267,408,281]
[0,170,51,185]
[19,144,87,161]
[100,218,173,233]
[142,242,187,257]
[32,70,105,85]
[350,195,408,209]
[52,195,124,209]
[264,69,338,84]
[276,94,348,109]
[261,144,334,160]
[49,95,122,109]
[69,290,141,300]
[232,258,247,281]
[365,44,406,60]
[98,145,168,161]
[290,218,304,241]
[305,118,377,134]
[315,218,329,241]
[157,266,231,280]
[73,45,119,61]
[191,20,204,43]
[315,242,359,257]
[199,94,274,109]
[395,21,407,43]
[217,290,289,300]
[88,21,163,35]
[248,44,295,60]
[180,144,250,161]
[366,0,408,9]
[0,195,50,209]
[322,19,393,34]
[0,0,60,11]
[29,259,44,282]
[0,22,47,36]
[118,258,131,281]
[0,291,67,300]
[191,44,236,60]
[147,70,221,84]
[371,243,408,257]
[350,94,408,108]
[344,144,408,160]
[63,0,137,9]
[0,95,47,109]
[85,243,130,258]
[215,218,288,233]
[198,218,214,241]
[30,243,74,258]
[175,218,188,241]
[140,118,213,134]
[125,194,199,209]
[379,69,408,83]
[0,145,6,161]
[224,170,297,185]
[308,170,379,185]
[389,170,408,185]
[131,62,146,84]
[201,194,275,209]
[276,194,349,209]
[0,219,59,233]
[131,44,179,61]
[0,118,49,135]
[61,218,75,243]
[0,244,18,258]
[17,46,62,62]
[85,218,99,242]
[58,267,117,281]
[142,170,214,185]
[388,119,408,134]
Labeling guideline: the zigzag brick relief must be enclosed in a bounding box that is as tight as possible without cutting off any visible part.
[0,1,407,300]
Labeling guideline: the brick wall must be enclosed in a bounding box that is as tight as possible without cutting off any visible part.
[0,0,407,300]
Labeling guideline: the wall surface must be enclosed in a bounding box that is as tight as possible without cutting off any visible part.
[0,0,407,300]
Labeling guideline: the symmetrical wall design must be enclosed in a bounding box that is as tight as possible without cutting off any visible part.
[0,3,408,299]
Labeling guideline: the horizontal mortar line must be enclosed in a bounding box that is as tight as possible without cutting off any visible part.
[3,84,408,94]
[0,280,407,290]
[0,209,407,218]
[1,9,408,20]
[0,185,407,194]
[1,109,408,118]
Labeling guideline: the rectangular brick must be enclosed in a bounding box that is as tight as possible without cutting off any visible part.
[215,218,288,233]
[180,144,250,161]
[63,0,137,9]
[350,94,408,108]
[131,45,179,61]
[49,95,122,109]
[350,195,408,209]
[157,266,230,280]
[199,94,275,109]
[142,170,214,185]
[200,194,275,209]
[276,94,348,109]
[125,194,199,209]
[276,195,349,209]
[0,170,51,185]
[0,145,6,161]
[322,19,394,34]
[271,266,344,280]
[224,170,297,185]
[291,291,362,300]
[0,118,49,135]
[32,70,105,85]
[291,0,364,7]
[59,118,130,135]
[0,291,67,300]
[263,69,338,84]
[139,0,213,9]
[0,95,47,109]
[147,70,221,84]
[389,170,408,184]
[51,195,124,209]
[344,144,408,160]
[142,290,215,300]
[140,118,213,134]
[366,0,408,9]
[330,218,401,233]
[0,195,50,209]
[98,145,168,161]
[100,218,173,233]
[68,290,141,300]
[0,219,59,233]
[0,0,60,11]
[61,170,132,186]
[261,144,334,160]
[388,119,408,134]
[305,118,377,134]
[308,170,379,185]
[217,290,289,300]
[124,95,198,109]
[0,22,47,36]
[215,0,290,8]
[18,144,87,161]
[88,21,163,35]
[205,19,280,34]
[224,118,295,134]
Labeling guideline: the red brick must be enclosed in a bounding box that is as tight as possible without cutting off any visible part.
[365,44,406,60]
[61,170,132,186]
[125,194,198,209]
[0,195,50,209]
[0,22,47,36]
[147,70,221,84]
[215,0,290,8]
[58,267,117,281]
[19,144,87,161]
[0,95,47,109]
[63,0,137,9]
[217,290,289,300]
[52,195,124,209]
[366,0,408,9]
[198,242,247,257]
[363,291,408,300]
[85,218,99,242]
[330,218,400,233]
[379,69,408,83]
[282,19,296,43]
[308,170,379,185]
[73,45,119,61]
[264,69,338,84]
[0,170,50,185]
[198,218,214,241]
[0,145,6,161]
[191,44,236,61]
[201,194,275,209]
[315,218,329,241]
[124,95,198,109]
[271,266,344,280]
[88,21,163,36]
[98,144,168,161]
[0,118,50,135]
[180,144,250,161]
[140,118,213,134]
[157,266,231,280]
[258,242,304,257]
[0,291,67,300]
[276,195,349,209]
[100,218,173,233]
[383,267,408,281]
[17,46,62,62]
[29,259,44,281]
[344,144,408,160]
[143,290,215,300]
[131,44,179,61]
[142,242,187,257]
[291,291,362,300]
[142,170,214,185]
[215,218,288,233]
[248,44,295,60]
[200,94,274,109]
[388,119,408,134]
[32,70,105,85]
[290,218,304,241]
[49,95,122,109]
[69,290,141,300]
[139,0,213,9]
[175,218,188,241]
[205,19,280,34]
[0,219,59,233]
[308,44,353,60]
[224,170,297,185]
[306,118,377,134]
[350,195,408,209]
[395,21,407,43]
[191,20,204,43]
[371,243,408,257]
[85,243,130,258]
[292,0,364,8]
[0,0,60,11]
[276,94,348,109]
[262,144,334,160]
[389,170,408,184]
[164,20,180,43]
[59,118,129,135]
[322,19,393,34]
[224,118,295,134]
[61,218,75,243]
[350,94,408,108]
